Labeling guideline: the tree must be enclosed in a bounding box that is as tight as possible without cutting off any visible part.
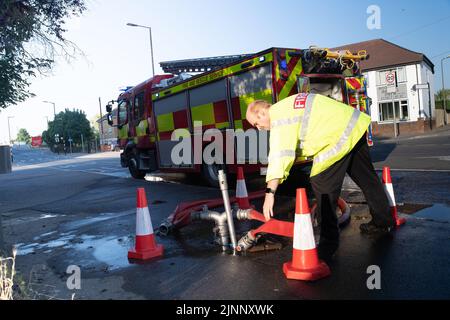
[42,108,93,152]
[0,0,87,109]
[16,128,31,144]
[435,89,450,111]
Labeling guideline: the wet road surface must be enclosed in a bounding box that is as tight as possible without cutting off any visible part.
[1,151,450,299]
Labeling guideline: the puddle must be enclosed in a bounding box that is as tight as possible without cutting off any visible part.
[16,233,75,255]
[33,231,57,241]
[39,214,58,219]
[16,232,133,270]
[412,203,450,223]
[398,203,432,214]
[70,235,133,270]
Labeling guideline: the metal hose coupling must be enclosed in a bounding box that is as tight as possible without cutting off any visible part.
[158,220,173,236]
[235,208,251,221]
[236,231,258,252]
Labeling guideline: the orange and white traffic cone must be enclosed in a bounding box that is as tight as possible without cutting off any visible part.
[382,167,406,227]
[236,167,251,209]
[128,188,164,260]
[283,188,331,281]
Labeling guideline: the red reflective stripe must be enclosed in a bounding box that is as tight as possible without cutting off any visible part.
[203,124,215,130]
[288,84,297,97]
[242,119,252,130]
[276,55,300,94]
[213,100,229,123]
[159,131,173,141]
[173,110,188,129]
[347,78,361,90]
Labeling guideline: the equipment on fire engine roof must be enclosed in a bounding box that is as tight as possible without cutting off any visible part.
[301,46,368,74]
[160,53,254,74]
[153,73,193,88]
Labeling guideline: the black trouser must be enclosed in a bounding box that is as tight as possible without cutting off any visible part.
[309,135,394,243]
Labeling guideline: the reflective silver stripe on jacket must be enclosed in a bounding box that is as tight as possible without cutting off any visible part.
[298,94,316,149]
[271,115,302,129]
[313,108,361,165]
[269,149,296,161]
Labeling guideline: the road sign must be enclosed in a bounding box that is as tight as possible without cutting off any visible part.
[386,70,397,93]
[413,84,429,91]
[386,71,395,84]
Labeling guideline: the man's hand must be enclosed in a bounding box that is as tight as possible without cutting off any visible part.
[263,178,280,221]
[263,193,275,221]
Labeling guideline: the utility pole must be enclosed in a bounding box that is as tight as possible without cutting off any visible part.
[7,116,14,145]
[441,55,450,125]
[81,133,85,153]
[391,92,398,137]
[427,82,432,131]
[386,70,398,138]
[99,97,104,146]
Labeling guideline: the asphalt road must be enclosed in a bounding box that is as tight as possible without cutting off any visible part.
[371,131,450,171]
[0,133,449,300]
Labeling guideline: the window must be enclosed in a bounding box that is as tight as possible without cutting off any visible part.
[396,67,406,83]
[376,67,407,86]
[117,100,128,126]
[133,92,145,122]
[378,100,409,122]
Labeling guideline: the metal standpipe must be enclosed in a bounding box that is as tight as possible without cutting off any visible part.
[190,206,230,252]
[218,170,237,251]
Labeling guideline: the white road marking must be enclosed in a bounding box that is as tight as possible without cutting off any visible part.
[375,168,450,173]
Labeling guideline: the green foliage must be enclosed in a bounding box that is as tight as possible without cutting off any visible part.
[42,109,93,149]
[435,89,450,111]
[0,0,87,109]
[16,128,31,143]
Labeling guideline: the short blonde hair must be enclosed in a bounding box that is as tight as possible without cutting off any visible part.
[247,100,271,115]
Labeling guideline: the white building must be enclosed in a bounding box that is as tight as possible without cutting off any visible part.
[333,39,435,136]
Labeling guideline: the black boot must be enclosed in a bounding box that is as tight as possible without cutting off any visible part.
[317,238,339,263]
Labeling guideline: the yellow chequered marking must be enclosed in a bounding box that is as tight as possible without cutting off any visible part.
[156,113,175,132]
[191,103,215,126]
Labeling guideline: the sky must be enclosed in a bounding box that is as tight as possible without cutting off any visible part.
[1,0,449,143]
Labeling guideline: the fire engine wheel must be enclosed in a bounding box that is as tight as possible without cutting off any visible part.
[128,157,146,179]
[201,163,226,188]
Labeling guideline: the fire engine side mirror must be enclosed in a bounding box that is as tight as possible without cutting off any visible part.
[106,104,112,113]
[107,114,113,126]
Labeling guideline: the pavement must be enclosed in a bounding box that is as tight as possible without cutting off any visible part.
[1,133,450,300]
[373,124,450,143]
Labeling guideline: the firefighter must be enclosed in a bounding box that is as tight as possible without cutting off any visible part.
[246,93,395,261]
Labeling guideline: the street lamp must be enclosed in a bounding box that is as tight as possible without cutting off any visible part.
[126,22,155,77]
[440,55,450,125]
[7,116,14,145]
[43,100,56,118]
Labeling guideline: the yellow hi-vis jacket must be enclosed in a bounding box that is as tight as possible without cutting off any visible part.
[266,93,371,183]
